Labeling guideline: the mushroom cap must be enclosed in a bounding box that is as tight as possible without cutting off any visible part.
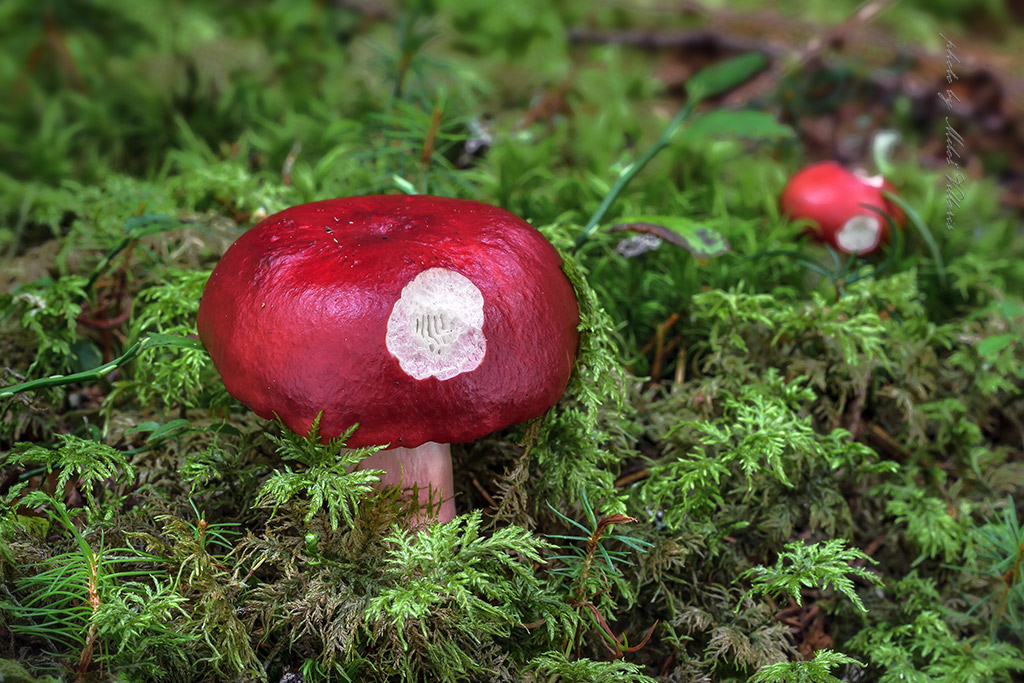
[781,161,903,255]
[197,195,580,448]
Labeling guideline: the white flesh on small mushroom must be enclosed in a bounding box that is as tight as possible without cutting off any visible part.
[855,171,887,188]
[836,215,881,254]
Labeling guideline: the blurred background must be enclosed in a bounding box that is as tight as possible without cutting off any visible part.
[2,0,1021,233]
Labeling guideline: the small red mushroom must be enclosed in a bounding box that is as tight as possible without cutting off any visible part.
[197,195,580,525]
[781,161,903,255]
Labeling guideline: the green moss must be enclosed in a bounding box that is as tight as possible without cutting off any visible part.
[1,1,1023,681]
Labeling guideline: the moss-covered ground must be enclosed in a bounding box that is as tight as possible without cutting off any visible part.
[1,2,1023,681]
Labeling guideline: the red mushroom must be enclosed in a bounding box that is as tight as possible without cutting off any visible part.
[781,161,904,255]
[197,195,579,525]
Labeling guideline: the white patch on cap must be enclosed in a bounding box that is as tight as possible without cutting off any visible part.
[855,171,886,188]
[385,268,486,381]
[836,215,881,254]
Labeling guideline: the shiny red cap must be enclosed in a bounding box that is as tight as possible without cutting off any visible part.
[781,161,903,255]
[197,195,579,448]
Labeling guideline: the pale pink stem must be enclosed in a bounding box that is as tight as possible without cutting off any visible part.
[355,441,456,525]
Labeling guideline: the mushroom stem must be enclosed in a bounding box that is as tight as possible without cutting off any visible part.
[356,441,456,525]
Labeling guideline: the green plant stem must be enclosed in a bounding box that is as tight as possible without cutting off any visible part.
[884,190,947,288]
[84,215,186,291]
[574,99,701,249]
[0,334,201,399]
[573,52,766,249]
